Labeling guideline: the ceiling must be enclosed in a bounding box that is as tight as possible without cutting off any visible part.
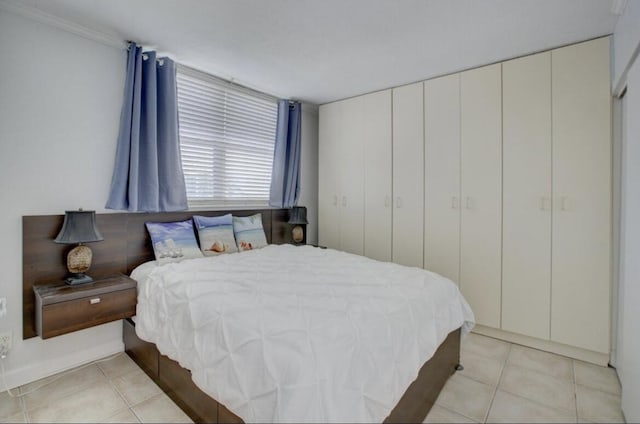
[4,0,622,104]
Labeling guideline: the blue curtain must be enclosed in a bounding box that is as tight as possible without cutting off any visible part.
[106,42,188,212]
[269,100,302,208]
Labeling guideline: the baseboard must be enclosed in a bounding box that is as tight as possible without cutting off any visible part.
[472,325,610,366]
[1,339,124,390]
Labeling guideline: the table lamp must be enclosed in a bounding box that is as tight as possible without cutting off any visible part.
[288,206,308,244]
[54,209,103,285]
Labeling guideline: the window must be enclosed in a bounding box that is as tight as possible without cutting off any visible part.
[176,65,278,208]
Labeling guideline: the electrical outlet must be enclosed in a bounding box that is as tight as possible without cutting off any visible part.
[0,331,11,356]
[0,298,6,318]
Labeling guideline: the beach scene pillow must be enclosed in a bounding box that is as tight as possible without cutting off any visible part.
[233,213,268,251]
[145,219,203,264]
[193,214,238,256]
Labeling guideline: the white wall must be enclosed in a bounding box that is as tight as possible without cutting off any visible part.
[0,9,126,387]
[299,104,319,244]
[0,8,321,388]
[614,1,640,420]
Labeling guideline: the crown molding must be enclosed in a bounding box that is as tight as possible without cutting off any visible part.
[0,0,126,50]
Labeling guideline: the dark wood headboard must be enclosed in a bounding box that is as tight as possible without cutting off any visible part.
[22,208,302,339]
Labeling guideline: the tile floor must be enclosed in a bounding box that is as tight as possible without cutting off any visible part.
[425,332,626,423]
[0,333,626,423]
[0,353,192,423]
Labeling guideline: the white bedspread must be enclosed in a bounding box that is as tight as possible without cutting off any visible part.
[133,244,474,423]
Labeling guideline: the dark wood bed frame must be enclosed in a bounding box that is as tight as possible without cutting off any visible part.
[22,208,460,423]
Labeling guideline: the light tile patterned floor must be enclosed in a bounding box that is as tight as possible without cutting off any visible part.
[425,332,626,423]
[0,335,626,423]
[0,353,192,423]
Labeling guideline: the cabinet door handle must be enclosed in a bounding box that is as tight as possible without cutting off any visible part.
[384,196,390,208]
[342,196,347,207]
[465,196,472,210]
[540,197,551,211]
[90,298,101,305]
[451,196,459,210]
[332,195,337,206]
[396,197,402,208]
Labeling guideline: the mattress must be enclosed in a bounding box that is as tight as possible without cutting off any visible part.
[133,244,474,423]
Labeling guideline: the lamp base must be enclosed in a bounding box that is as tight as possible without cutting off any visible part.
[66,273,94,286]
[292,225,304,243]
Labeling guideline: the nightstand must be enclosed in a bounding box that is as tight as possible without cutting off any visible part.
[34,273,137,339]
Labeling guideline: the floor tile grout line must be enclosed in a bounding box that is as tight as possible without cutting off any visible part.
[506,347,576,382]
[20,390,29,424]
[102,405,136,423]
[505,360,575,382]
[434,373,491,423]
[457,353,503,388]
[432,403,479,423]
[575,381,623,397]
[492,383,580,418]
[495,380,578,415]
[107,377,134,409]
[483,342,512,423]
[574,361,624,396]
[129,405,143,423]
[461,337,511,363]
[107,371,165,410]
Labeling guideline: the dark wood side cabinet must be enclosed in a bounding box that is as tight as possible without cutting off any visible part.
[34,274,136,339]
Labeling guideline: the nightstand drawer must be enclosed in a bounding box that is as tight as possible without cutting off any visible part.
[39,287,136,339]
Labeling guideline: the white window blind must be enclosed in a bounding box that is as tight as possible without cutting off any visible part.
[176,66,278,208]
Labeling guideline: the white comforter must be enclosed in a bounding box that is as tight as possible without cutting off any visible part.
[133,244,474,423]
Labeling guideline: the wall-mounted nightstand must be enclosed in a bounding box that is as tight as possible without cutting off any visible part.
[34,273,136,339]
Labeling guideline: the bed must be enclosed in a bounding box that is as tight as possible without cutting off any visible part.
[132,243,473,422]
[22,208,474,423]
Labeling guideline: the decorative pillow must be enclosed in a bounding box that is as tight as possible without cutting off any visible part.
[193,214,238,256]
[145,219,203,264]
[233,213,268,251]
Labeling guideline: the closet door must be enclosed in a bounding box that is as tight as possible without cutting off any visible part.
[363,90,392,262]
[424,74,461,283]
[338,96,365,255]
[460,64,503,328]
[502,52,552,339]
[392,82,424,268]
[318,101,342,250]
[551,38,611,353]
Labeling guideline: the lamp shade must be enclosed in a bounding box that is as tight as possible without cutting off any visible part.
[288,206,308,225]
[54,210,103,244]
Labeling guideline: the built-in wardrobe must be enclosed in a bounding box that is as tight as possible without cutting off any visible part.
[318,37,612,364]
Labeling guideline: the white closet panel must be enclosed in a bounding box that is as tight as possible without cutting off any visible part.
[338,96,365,256]
[318,98,364,255]
[460,64,503,329]
[502,52,552,339]
[551,38,611,353]
[318,101,341,250]
[424,74,461,283]
[363,90,392,262]
[392,82,424,268]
